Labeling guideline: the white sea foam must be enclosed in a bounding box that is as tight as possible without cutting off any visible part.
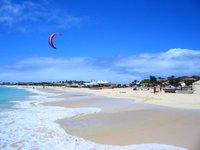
[18,86,60,97]
[0,87,187,150]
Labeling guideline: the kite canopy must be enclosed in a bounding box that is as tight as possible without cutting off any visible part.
[48,33,61,49]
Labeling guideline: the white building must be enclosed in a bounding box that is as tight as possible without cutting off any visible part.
[193,80,200,94]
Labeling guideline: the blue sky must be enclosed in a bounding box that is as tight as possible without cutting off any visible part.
[0,0,200,83]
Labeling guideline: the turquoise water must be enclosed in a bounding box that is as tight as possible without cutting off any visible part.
[0,87,32,108]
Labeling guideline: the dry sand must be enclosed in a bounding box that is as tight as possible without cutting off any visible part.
[45,86,200,109]
[41,87,200,150]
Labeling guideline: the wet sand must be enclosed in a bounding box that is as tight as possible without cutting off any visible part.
[58,109,200,150]
[41,88,200,150]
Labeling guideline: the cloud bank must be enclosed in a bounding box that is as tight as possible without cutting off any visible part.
[0,48,200,83]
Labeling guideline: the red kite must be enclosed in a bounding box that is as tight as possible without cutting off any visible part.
[48,33,62,49]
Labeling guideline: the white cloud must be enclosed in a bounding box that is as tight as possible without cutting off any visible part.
[164,48,200,58]
[0,48,200,83]
[0,0,22,25]
[0,56,139,83]
[115,48,200,77]
[0,0,87,31]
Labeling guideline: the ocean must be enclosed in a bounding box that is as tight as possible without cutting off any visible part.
[0,86,187,150]
[0,87,32,108]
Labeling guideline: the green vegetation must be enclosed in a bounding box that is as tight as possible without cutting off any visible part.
[132,75,200,87]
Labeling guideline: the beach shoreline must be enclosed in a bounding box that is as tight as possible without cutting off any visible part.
[40,86,200,109]
[37,86,200,150]
[4,85,200,150]
[0,86,191,150]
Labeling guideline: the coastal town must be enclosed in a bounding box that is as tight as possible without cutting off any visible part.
[1,75,200,94]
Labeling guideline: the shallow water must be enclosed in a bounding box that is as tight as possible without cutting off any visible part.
[0,87,32,108]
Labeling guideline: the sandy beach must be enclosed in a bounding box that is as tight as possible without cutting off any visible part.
[41,87,200,150]
[45,86,200,109]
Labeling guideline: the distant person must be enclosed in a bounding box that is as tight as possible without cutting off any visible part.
[154,86,156,94]
[133,86,137,90]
